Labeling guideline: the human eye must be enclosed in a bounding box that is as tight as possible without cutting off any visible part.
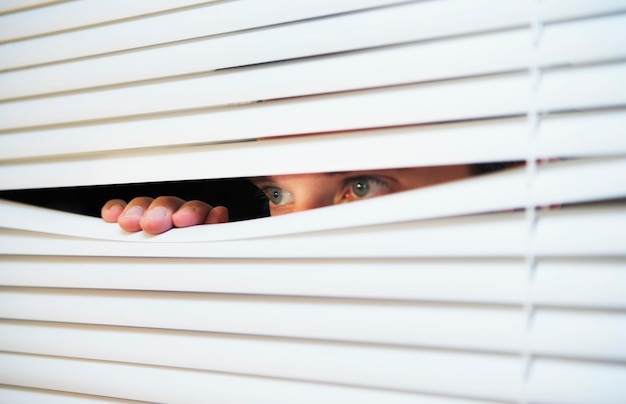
[340,176,390,203]
[264,186,294,207]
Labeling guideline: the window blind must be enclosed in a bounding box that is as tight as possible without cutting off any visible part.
[1,1,625,403]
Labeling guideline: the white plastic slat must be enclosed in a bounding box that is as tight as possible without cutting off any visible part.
[540,0,626,22]
[0,287,525,352]
[530,310,626,360]
[533,157,626,206]
[3,205,622,259]
[536,110,626,158]
[0,0,531,95]
[532,260,626,309]
[0,352,515,403]
[0,0,62,14]
[528,358,626,403]
[0,30,532,122]
[540,13,626,67]
[0,76,529,180]
[0,0,213,42]
[0,0,414,70]
[0,385,146,403]
[0,320,522,400]
[0,109,528,166]
[0,256,526,303]
[539,62,626,112]
[534,204,626,257]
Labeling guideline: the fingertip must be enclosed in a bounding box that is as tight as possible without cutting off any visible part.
[206,206,229,224]
[101,199,127,223]
[117,205,145,232]
[140,206,175,235]
[172,201,212,228]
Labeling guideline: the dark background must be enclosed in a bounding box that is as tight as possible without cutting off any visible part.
[0,178,270,222]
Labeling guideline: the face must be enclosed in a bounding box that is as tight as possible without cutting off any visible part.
[252,165,471,216]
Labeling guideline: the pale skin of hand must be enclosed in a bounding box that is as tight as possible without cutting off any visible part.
[101,196,229,235]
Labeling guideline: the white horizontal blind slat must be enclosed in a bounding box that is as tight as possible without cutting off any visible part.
[0,320,521,400]
[532,260,626,308]
[0,0,214,42]
[0,119,532,188]
[0,0,414,71]
[539,62,626,112]
[0,0,532,96]
[0,31,533,125]
[0,256,527,303]
[540,0,626,21]
[0,117,529,164]
[1,1,626,402]
[528,359,626,403]
[0,0,63,14]
[536,110,626,158]
[530,310,626,360]
[534,205,626,256]
[2,204,624,258]
[0,385,147,403]
[0,352,505,403]
[0,287,525,351]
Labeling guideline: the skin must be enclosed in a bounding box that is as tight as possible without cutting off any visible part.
[102,165,471,234]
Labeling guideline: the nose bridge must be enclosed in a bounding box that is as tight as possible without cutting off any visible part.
[291,181,335,213]
[292,194,329,212]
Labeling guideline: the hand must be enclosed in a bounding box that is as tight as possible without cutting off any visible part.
[101,196,229,234]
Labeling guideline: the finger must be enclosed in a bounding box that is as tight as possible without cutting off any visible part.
[139,196,186,235]
[171,200,214,228]
[117,196,154,233]
[205,205,229,224]
[101,199,127,223]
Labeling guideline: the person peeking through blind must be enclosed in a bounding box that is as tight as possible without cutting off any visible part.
[101,163,514,235]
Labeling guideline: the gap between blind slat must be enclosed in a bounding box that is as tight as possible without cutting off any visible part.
[0,352,509,403]
[0,166,534,241]
[0,320,521,400]
[1,157,624,241]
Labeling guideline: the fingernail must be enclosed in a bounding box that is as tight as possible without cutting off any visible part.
[146,206,167,219]
[178,205,196,214]
[123,206,144,218]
